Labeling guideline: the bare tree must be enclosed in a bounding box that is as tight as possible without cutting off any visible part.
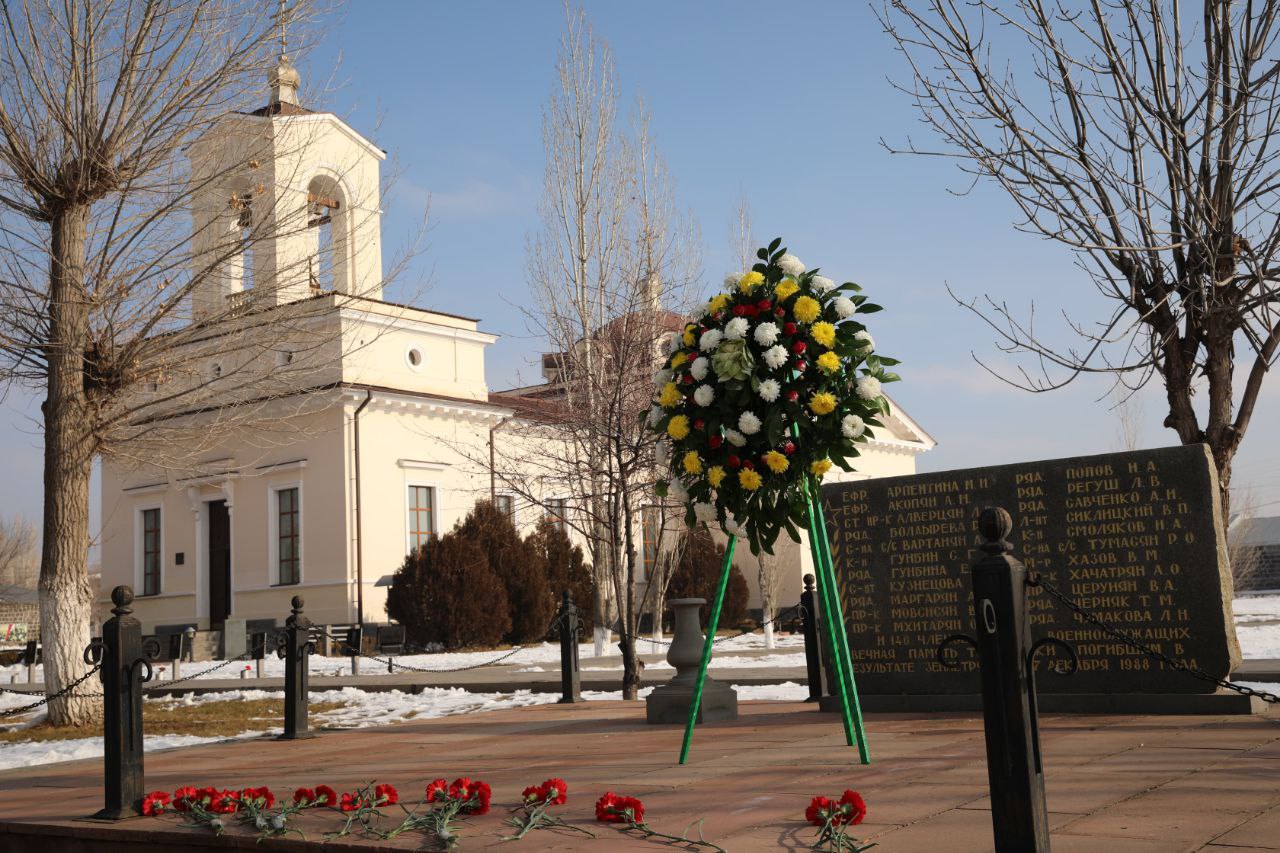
[1228,487,1264,588]
[883,0,1280,524]
[1113,386,1145,452]
[0,517,37,602]
[0,0,428,724]
[755,550,785,650]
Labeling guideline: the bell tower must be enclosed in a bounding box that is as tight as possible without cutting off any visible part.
[188,28,386,320]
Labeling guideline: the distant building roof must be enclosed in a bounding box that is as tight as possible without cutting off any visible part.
[1234,516,1280,548]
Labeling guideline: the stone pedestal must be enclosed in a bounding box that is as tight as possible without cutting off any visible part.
[646,598,738,725]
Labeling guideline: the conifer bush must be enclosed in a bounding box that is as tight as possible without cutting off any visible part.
[526,516,595,634]
[455,501,555,643]
[666,527,749,629]
[385,532,511,650]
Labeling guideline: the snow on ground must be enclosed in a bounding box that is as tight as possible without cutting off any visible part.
[0,680,809,770]
[1232,594,1280,659]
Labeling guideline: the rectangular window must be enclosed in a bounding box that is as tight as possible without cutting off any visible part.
[277,487,300,585]
[142,508,161,596]
[408,485,436,553]
[494,494,514,521]
[546,497,568,532]
[642,506,660,583]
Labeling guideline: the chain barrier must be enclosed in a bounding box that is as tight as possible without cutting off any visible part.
[1027,572,1280,705]
[143,637,269,691]
[619,605,804,649]
[0,663,103,718]
[315,612,567,675]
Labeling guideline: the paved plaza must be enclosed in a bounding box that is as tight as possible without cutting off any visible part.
[2,700,1280,851]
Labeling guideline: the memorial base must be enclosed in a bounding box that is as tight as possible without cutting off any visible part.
[817,690,1272,715]
[647,679,737,725]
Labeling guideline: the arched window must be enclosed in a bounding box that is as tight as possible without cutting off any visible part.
[307,176,344,294]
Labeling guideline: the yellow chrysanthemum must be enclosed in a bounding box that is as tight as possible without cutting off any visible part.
[738,271,765,293]
[670,351,688,369]
[707,293,730,314]
[793,295,821,324]
[739,468,763,490]
[667,415,690,440]
[764,450,789,474]
[682,330,695,346]
[817,351,841,373]
[774,279,799,302]
[708,465,726,488]
[811,321,836,348]
[811,458,833,478]
[659,382,682,408]
[683,451,703,475]
[809,392,837,415]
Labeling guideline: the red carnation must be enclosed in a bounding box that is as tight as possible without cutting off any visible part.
[743,304,759,317]
[292,787,315,806]
[732,304,747,316]
[375,783,398,806]
[242,786,274,809]
[457,779,491,815]
[313,785,338,807]
[774,307,785,317]
[693,418,705,431]
[727,454,740,468]
[805,795,834,826]
[339,792,364,813]
[783,441,796,455]
[784,322,798,335]
[425,778,450,803]
[795,360,807,372]
[596,792,645,824]
[171,786,199,812]
[792,340,807,354]
[708,435,722,449]
[785,389,799,402]
[683,373,694,384]
[742,460,755,470]
[757,299,772,311]
[838,790,867,826]
[142,791,170,816]
[209,790,240,814]
[522,785,542,802]
[543,778,568,806]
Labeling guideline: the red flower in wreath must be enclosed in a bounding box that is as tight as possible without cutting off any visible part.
[313,785,338,807]
[425,778,450,803]
[595,792,644,824]
[375,783,398,806]
[141,791,170,816]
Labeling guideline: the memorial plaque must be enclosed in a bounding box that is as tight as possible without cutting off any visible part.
[822,444,1240,694]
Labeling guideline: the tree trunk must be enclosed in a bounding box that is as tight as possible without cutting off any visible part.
[40,205,99,726]
[759,558,776,650]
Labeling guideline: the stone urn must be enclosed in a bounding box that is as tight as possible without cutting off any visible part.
[645,598,738,725]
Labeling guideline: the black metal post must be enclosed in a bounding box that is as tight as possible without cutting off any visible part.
[88,586,153,819]
[556,591,581,703]
[277,596,315,740]
[799,573,832,703]
[971,507,1050,853]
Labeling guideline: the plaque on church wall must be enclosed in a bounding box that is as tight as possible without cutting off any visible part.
[821,444,1240,694]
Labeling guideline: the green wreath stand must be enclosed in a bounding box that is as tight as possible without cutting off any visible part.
[677,474,871,765]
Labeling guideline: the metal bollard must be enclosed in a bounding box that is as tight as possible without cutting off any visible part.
[275,596,315,740]
[799,574,832,703]
[936,508,1077,853]
[343,626,361,677]
[251,631,266,678]
[85,586,156,819]
[556,591,582,703]
[22,640,38,684]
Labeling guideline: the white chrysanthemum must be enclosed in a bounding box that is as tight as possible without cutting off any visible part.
[694,384,715,407]
[668,479,688,503]
[763,344,788,369]
[724,317,749,340]
[699,329,723,352]
[854,330,875,351]
[738,411,762,435]
[856,375,883,400]
[690,356,709,381]
[693,501,717,524]
[834,296,856,318]
[758,379,781,402]
[753,322,780,346]
[652,368,672,387]
[812,275,835,293]
[723,514,743,537]
[647,406,664,427]
[841,414,866,439]
[725,428,747,447]
[777,253,805,276]
[724,272,742,290]
[655,440,671,467]
[667,334,683,355]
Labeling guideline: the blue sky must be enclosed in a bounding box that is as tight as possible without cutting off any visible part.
[2,0,1278,529]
